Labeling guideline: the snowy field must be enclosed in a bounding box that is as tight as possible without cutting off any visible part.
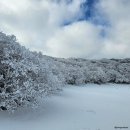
[0,84,130,130]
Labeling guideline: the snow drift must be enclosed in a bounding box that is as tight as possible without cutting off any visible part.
[0,32,130,112]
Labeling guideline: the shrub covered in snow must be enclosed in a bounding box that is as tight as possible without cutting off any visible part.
[0,32,62,112]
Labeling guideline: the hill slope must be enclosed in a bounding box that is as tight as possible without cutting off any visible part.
[0,32,130,111]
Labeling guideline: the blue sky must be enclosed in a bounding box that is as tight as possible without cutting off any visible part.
[0,0,130,58]
[81,0,97,20]
[62,0,102,26]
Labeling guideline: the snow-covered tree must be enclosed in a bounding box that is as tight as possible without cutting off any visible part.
[0,32,61,112]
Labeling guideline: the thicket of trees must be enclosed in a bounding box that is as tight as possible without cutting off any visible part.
[58,58,130,85]
[0,32,62,112]
[0,32,130,112]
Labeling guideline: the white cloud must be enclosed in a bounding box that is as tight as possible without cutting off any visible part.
[46,21,103,58]
[98,0,130,58]
[0,0,130,58]
[0,0,85,52]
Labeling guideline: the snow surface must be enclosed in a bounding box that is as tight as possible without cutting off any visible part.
[0,84,130,130]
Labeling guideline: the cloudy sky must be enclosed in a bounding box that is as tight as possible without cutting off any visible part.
[0,0,130,59]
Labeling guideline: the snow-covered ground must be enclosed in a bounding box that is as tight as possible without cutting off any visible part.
[0,84,130,130]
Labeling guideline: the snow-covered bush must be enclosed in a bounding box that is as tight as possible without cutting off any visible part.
[0,32,61,112]
[63,67,85,85]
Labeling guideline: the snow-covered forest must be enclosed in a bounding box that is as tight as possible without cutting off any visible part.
[0,32,130,112]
